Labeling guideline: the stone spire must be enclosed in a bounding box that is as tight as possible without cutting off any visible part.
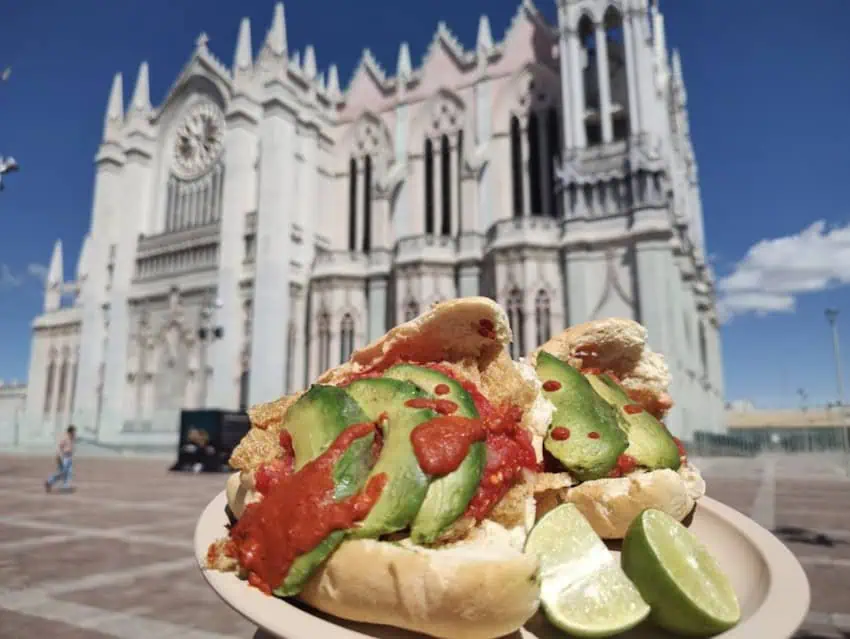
[265,2,287,57]
[44,239,64,313]
[129,62,151,113]
[327,64,341,100]
[234,17,253,72]
[397,42,412,80]
[303,45,317,79]
[76,235,90,282]
[103,72,123,139]
[477,15,493,52]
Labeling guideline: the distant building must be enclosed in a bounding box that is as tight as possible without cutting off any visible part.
[10,0,723,449]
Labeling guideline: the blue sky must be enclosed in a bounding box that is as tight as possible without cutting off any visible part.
[0,0,848,409]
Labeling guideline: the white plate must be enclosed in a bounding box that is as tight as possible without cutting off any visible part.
[195,490,811,639]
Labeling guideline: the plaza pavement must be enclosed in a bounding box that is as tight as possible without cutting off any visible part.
[0,452,849,639]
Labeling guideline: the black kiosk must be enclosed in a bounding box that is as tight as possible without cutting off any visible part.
[170,409,251,473]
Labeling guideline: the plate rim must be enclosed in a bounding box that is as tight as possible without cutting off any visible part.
[194,490,811,639]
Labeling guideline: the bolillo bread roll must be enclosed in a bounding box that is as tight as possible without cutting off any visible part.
[531,317,706,539]
[212,297,546,637]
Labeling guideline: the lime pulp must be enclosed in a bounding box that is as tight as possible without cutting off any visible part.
[525,503,650,637]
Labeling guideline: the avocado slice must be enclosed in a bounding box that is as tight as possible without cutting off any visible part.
[282,384,370,471]
[383,364,486,544]
[275,426,376,596]
[585,373,681,471]
[343,378,436,538]
[536,351,628,481]
[273,384,376,596]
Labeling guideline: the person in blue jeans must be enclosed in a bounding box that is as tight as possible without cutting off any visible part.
[45,425,76,492]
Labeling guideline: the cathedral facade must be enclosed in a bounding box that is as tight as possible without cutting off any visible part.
[19,0,725,449]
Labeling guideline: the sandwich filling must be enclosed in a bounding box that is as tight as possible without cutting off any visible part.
[207,353,542,597]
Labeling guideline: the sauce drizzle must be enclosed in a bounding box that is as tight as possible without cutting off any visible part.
[410,416,487,476]
[404,397,458,415]
[551,426,571,441]
[226,422,386,595]
[542,380,562,392]
[587,431,601,439]
[433,383,451,396]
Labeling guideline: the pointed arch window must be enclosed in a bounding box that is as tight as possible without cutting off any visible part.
[507,288,525,359]
[698,321,708,377]
[440,134,451,235]
[318,310,331,373]
[604,7,630,141]
[546,108,562,217]
[340,313,355,363]
[56,354,69,413]
[535,289,552,347]
[362,156,372,252]
[424,139,435,234]
[510,116,524,217]
[528,113,542,215]
[43,355,56,417]
[69,357,79,416]
[286,320,297,394]
[404,299,420,322]
[348,158,358,251]
[239,370,250,412]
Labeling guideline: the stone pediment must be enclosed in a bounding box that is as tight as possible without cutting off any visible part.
[156,37,233,118]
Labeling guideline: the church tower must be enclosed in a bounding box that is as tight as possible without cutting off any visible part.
[554,0,722,439]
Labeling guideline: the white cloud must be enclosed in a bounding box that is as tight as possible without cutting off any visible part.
[27,263,48,283]
[0,264,22,288]
[718,220,850,322]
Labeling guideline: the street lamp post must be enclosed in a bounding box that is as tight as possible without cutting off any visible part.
[198,299,223,408]
[825,308,849,475]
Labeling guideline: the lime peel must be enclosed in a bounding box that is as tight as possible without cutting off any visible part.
[622,508,741,636]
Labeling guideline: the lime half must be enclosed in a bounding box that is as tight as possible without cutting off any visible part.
[622,509,741,636]
[525,503,650,637]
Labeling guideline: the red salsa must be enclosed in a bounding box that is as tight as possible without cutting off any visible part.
[542,380,562,392]
[254,431,296,496]
[608,453,639,477]
[587,431,601,439]
[551,426,571,441]
[339,356,538,524]
[404,397,458,415]
[433,383,451,396]
[225,423,387,594]
[411,416,487,476]
[623,403,644,415]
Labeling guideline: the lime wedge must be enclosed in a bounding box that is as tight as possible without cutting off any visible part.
[525,503,650,637]
[622,509,741,636]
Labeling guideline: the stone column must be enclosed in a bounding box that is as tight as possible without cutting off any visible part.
[290,288,307,393]
[71,150,123,438]
[595,23,613,144]
[634,239,684,437]
[562,249,593,326]
[458,263,480,298]
[367,276,388,342]
[521,120,532,216]
[621,14,641,135]
[538,111,552,218]
[248,101,294,407]
[567,29,586,148]
[433,137,443,233]
[451,137,461,235]
[209,102,259,410]
[99,138,154,443]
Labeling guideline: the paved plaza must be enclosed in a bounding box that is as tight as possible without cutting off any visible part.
[0,453,849,639]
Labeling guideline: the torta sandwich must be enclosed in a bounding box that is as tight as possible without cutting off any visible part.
[206,297,560,639]
[528,317,705,539]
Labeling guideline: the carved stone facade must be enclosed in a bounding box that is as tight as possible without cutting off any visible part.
[12,0,724,449]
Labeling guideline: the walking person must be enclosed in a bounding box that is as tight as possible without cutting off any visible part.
[45,425,76,492]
